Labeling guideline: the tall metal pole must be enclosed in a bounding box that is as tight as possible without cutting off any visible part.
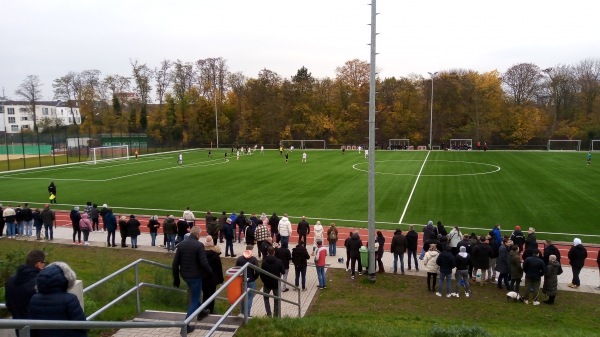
[428,72,437,150]
[367,0,377,282]
[214,81,219,149]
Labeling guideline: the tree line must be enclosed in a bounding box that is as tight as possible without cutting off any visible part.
[13,58,600,147]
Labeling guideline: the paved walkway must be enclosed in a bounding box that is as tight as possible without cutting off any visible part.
[3,217,600,337]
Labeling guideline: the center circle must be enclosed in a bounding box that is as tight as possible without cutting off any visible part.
[352,160,501,177]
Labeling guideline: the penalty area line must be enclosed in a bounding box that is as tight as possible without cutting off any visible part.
[398,151,430,224]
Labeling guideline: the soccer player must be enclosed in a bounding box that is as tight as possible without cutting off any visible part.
[279,146,283,155]
[358,145,362,154]
[236,150,240,160]
[134,149,138,159]
[260,145,264,154]
[285,152,289,163]
[290,145,294,152]
[302,152,307,163]
[178,153,183,165]
[208,149,212,158]
[588,151,591,165]
[364,149,369,159]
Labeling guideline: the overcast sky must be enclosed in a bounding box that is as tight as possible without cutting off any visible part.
[1,0,599,101]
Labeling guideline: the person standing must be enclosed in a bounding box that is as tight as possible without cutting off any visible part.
[314,240,327,289]
[448,225,463,256]
[423,244,440,292]
[218,211,228,243]
[292,241,310,291]
[405,225,419,272]
[375,230,385,273]
[326,223,339,257]
[261,246,285,317]
[313,221,324,255]
[236,211,247,244]
[176,218,189,244]
[269,213,280,242]
[522,249,545,305]
[223,218,236,257]
[0,204,5,239]
[47,181,57,204]
[348,230,363,280]
[202,236,223,315]
[183,207,195,229]
[453,246,472,297]
[255,219,271,259]
[390,229,407,274]
[205,211,219,244]
[79,213,93,246]
[302,152,307,163]
[285,151,289,163]
[522,227,538,260]
[147,215,160,247]
[509,245,523,293]
[274,242,292,292]
[178,153,183,165]
[172,226,214,334]
[5,249,46,336]
[587,151,592,165]
[436,246,456,297]
[90,204,100,232]
[568,238,587,289]
[236,245,260,317]
[277,213,292,249]
[470,236,493,286]
[3,205,16,239]
[21,203,33,238]
[344,231,353,271]
[118,215,129,247]
[296,216,310,245]
[99,204,110,232]
[28,262,87,337]
[70,206,82,244]
[162,215,177,253]
[495,238,512,289]
[127,214,141,248]
[542,255,560,305]
[104,208,117,247]
[32,208,43,240]
[510,225,525,253]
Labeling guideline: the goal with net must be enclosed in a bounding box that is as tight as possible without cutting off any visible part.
[547,140,581,151]
[589,140,600,151]
[88,145,130,164]
[280,140,326,150]
[388,139,410,150]
[449,139,473,150]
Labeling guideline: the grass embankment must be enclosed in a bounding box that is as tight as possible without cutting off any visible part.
[237,267,600,337]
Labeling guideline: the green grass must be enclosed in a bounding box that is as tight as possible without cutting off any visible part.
[236,268,600,337]
[1,149,598,242]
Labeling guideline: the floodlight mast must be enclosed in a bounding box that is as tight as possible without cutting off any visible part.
[367,0,377,282]
[428,72,438,150]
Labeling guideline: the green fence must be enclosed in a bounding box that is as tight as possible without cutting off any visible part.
[0,145,52,155]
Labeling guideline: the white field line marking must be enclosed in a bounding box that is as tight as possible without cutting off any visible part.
[398,151,430,224]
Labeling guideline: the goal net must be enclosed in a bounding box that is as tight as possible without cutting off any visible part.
[547,140,581,151]
[88,145,130,164]
[449,139,473,150]
[280,140,326,150]
[589,140,600,151]
[389,139,410,150]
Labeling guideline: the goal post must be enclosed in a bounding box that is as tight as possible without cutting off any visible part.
[449,139,473,150]
[388,139,410,150]
[589,140,600,151]
[88,145,130,164]
[547,140,581,151]
[280,140,326,150]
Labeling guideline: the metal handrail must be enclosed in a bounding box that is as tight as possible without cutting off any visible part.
[0,257,303,337]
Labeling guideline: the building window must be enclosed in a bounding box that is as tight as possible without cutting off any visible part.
[8,107,15,114]
[22,125,30,130]
[19,107,27,112]
[43,108,49,115]
[68,117,72,124]
[8,117,16,123]
[0,106,4,113]
[11,125,19,132]
[21,116,29,121]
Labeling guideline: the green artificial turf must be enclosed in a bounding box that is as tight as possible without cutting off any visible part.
[1,149,598,242]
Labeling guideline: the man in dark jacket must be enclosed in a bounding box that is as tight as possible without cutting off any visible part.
[292,241,310,290]
[454,246,472,297]
[348,231,363,279]
[296,216,310,244]
[40,204,55,241]
[104,209,118,247]
[510,225,525,252]
[236,211,247,243]
[205,211,219,244]
[390,229,407,274]
[522,227,538,260]
[470,236,493,286]
[5,250,46,336]
[522,249,545,305]
[236,245,260,317]
[543,240,561,268]
[21,203,33,238]
[405,225,419,271]
[456,234,473,278]
[172,226,214,334]
[70,206,82,244]
[261,246,285,317]
[218,211,228,243]
[568,238,587,288]
[0,204,5,238]
[274,243,292,292]
[202,237,224,315]
[436,246,456,297]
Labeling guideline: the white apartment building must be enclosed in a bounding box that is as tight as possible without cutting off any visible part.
[0,100,81,133]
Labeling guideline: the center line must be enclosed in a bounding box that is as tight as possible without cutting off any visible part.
[398,151,430,224]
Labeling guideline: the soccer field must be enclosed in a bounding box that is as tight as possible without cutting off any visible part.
[1,149,598,242]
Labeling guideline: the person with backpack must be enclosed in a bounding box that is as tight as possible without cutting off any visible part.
[326,223,339,256]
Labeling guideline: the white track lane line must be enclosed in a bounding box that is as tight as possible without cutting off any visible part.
[398,151,430,224]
